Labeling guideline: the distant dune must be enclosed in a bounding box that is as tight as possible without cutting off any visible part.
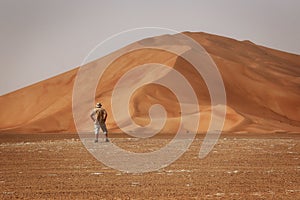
[1,32,300,134]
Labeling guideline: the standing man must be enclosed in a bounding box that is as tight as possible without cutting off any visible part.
[90,102,109,143]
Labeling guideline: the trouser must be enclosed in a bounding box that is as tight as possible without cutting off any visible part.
[94,123,108,135]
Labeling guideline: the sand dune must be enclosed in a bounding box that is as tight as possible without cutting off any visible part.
[0,32,299,134]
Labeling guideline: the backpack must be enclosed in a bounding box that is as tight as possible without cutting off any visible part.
[95,108,105,122]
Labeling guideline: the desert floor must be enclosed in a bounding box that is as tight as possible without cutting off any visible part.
[1,133,299,199]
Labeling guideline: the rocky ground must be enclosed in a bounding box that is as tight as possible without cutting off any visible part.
[1,133,299,199]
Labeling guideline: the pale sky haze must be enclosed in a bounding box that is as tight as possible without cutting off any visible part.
[0,0,299,95]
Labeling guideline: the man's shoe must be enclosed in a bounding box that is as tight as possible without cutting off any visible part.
[105,138,109,142]
[94,139,98,143]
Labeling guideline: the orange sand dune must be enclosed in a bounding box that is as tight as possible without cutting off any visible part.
[0,32,299,134]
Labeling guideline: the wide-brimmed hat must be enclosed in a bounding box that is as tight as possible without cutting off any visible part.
[96,103,102,108]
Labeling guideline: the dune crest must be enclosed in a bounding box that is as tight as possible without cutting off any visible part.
[0,32,299,134]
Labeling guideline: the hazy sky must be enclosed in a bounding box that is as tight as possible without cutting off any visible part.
[1,0,299,95]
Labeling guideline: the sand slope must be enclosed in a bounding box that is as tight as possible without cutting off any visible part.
[0,32,299,134]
